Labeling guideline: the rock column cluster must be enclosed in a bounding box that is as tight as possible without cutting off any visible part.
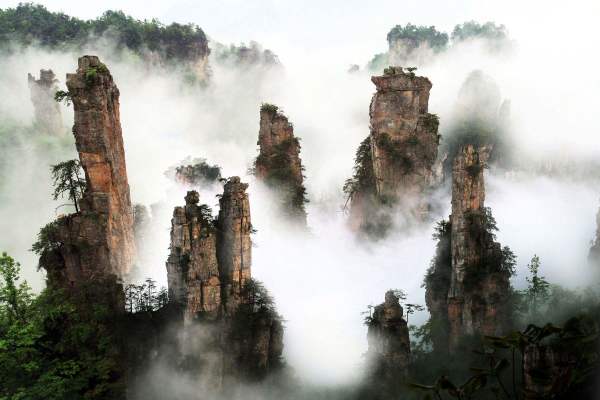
[165,177,283,381]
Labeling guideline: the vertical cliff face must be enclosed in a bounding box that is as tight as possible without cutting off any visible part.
[346,67,440,235]
[40,56,135,286]
[28,69,63,135]
[446,144,511,350]
[255,104,307,224]
[217,177,252,312]
[424,145,512,352]
[366,291,411,379]
[370,67,439,215]
[164,178,283,383]
[166,191,221,319]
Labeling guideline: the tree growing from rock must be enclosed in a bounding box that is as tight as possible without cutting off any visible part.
[50,159,86,212]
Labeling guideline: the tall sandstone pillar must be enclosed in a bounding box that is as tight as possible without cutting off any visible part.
[28,69,63,135]
[41,56,135,285]
[369,66,439,217]
[217,177,252,311]
[166,191,221,320]
[255,105,307,224]
[447,144,510,350]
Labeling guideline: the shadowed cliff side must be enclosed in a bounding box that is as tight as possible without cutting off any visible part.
[425,144,514,353]
[254,104,308,226]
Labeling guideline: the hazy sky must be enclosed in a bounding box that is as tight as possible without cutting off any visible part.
[2,0,598,67]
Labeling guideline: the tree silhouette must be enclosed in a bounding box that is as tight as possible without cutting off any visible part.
[50,159,86,213]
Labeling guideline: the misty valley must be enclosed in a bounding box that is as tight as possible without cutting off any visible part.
[0,2,599,400]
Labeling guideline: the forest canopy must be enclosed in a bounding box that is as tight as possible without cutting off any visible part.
[0,3,209,61]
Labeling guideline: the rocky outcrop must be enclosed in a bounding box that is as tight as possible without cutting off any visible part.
[164,178,283,383]
[254,104,307,224]
[346,67,440,234]
[366,291,411,379]
[40,56,135,286]
[425,145,511,352]
[370,67,439,209]
[166,191,221,319]
[217,177,253,312]
[447,145,511,349]
[28,69,63,135]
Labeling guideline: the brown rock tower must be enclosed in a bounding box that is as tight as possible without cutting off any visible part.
[255,104,307,224]
[40,56,135,286]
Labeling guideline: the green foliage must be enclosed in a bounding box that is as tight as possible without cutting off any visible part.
[30,220,61,257]
[174,158,222,185]
[520,255,551,325]
[124,278,168,314]
[50,159,86,212]
[53,90,72,106]
[421,113,439,132]
[0,253,125,399]
[386,23,449,51]
[260,103,279,114]
[0,4,208,62]
[254,136,308,218]
[452,21,508,43]
[376,132,414,171]
[343,136,375,200]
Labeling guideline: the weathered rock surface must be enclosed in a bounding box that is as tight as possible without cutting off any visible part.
[447,145,510,349]
[28,69,63,135]
[166,191,221,319]
[366,291,411,379]
[164,178,283,384]
[255,105,307,224]
[370,67,439,211]
[40,56,135,286]
[217,176,253,312]
[425,144,511,352]
[346,67,440,234]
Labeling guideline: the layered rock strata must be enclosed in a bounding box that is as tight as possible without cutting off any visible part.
[40,56,135,286]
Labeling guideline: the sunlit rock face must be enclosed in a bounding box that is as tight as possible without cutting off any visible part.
[41,56,135,286]
[370,67,440,215]
[27,69,63,136]
[366,290,411,379]
[447,144,510,349]
[346,67,441,236]
[166,191,221,320]
[217,176,253,312]
[255,105,307,225]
